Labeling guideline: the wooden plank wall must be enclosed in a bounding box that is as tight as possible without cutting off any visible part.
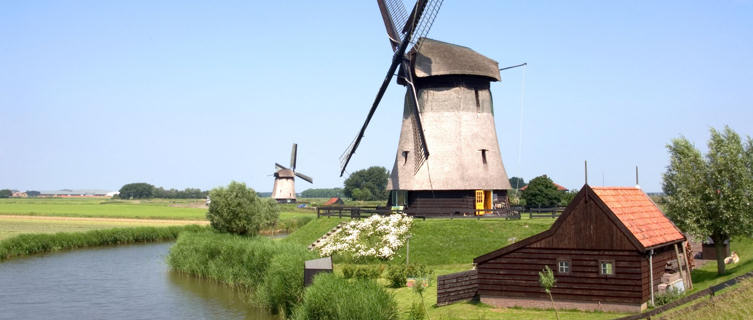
[641,247,676,301]
[407,190,474,215]
[477,247,645,304]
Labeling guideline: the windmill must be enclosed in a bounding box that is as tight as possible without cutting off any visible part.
[339,0,512,215]
[272,143,313,203]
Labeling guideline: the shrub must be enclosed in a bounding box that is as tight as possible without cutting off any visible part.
[256,243,318,316]
[386,264,431,288]
[342,264,384,280]
[293,273,398,320]
[206,181,279,236]
[318,214,412,260]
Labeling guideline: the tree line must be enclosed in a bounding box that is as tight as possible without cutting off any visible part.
[118,183,209,199]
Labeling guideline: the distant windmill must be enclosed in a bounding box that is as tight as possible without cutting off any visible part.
[272,143,313,203]
[339,0,512,215]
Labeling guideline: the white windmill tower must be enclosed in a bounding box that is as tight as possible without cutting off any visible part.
[272,143,313,203]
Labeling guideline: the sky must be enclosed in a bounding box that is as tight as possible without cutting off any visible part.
[1,1,752,193]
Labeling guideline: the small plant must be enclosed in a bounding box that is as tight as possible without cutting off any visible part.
[655,286,683,306]
[412,277,431,320]
[408,300,426,320]
[538,265,560,320]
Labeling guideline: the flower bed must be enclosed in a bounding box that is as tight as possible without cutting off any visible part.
[318,214,412,260]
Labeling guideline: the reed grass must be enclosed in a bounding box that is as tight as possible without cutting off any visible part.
[0,224,204,261]
[167,231,318,317]
[292,273,398,320]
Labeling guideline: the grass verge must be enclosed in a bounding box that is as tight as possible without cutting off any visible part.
[0,224,205,261]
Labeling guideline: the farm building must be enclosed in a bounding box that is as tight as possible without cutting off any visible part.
[323,197,344,206]
[471,185,690,312]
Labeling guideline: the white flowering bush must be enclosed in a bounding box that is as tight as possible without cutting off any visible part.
[318,214,412,260]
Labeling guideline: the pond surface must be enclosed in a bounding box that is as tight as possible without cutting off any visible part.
[0,242,278,320]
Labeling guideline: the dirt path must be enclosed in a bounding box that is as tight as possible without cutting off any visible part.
[0,215,209,225]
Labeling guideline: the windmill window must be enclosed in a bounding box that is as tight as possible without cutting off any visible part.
[558,259,571,274]
[474,88,481,113]
[480,149,488,164]
[600,260,615,276]
[402,151,409,165]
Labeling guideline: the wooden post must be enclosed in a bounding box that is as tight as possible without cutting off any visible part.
[674,243,689,292]
[681,241,694,290]
[649,249,655,306]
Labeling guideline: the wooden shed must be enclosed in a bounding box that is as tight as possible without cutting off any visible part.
[473,185,690,313]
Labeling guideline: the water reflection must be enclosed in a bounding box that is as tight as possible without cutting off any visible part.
[0,242,278,320]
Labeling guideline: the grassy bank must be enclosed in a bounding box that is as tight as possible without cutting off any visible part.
[168,231,318,317]
[0,224,205,261]
[659,278,753,319]
[0,215,205,240]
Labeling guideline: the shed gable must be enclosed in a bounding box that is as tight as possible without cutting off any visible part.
[528,194,639,251]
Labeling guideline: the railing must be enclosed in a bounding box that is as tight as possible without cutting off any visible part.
[525,207,565,219]
[316,206,394,219]
[315,206,521,220]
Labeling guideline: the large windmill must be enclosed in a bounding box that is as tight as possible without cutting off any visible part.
[339,0,512,215]
[272,143,313,203]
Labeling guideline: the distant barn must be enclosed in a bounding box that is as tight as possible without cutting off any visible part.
[323,197,344,206]
[473,185,690,313]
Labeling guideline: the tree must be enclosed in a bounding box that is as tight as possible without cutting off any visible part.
[509,177,527,189]
[343,166,389,201]
[0,189,12,198]
[663,126,753,275]
[118,183,155,199]
[538,266,560,320]
[560,189,578,207]
[521,175,562,209]
[300,188,345,198]
[206,181,279,236]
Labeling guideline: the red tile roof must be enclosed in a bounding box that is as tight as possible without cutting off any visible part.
[591,186,684,248]
[323,197,343,205]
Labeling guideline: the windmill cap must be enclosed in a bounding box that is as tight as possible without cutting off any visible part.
[275,169,295,178]
[411,38,501,81]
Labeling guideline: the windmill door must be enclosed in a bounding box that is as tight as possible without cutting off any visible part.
[475,190,494,215]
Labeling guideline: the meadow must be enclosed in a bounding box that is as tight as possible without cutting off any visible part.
[0,198,208,220]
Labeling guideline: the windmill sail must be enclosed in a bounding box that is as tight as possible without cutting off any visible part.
[290,143,298,170]
[339,0,443,177]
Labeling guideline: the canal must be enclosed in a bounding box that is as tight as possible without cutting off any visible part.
[0,242,277,320]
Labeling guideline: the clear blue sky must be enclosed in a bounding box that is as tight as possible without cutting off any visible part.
[2,1,752,193]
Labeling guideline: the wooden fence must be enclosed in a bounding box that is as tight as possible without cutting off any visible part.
[523,207,565,219]
[316,206,521,220]
[615,270,753,320]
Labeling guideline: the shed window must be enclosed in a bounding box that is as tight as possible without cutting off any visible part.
[600,261,614,275]
[557,260,570,274]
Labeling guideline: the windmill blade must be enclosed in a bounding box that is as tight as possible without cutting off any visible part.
[275,162,290,171]
[377,0,409,51]
[338,0,440,177]
[295,171,313,184]
[290,143,298,170]
[401,60,429,173]
[339,32,413,177]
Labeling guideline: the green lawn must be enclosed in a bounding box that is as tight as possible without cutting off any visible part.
[0,198,207,220]
[689,236,753,293]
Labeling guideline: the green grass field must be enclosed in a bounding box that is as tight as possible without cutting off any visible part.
[0,198,207,220]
